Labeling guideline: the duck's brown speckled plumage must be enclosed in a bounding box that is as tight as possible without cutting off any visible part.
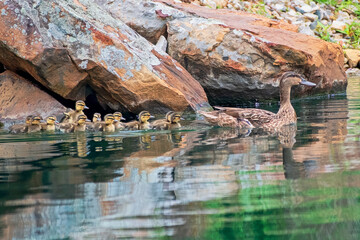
[214,72,316,131]
[198,110,254,129]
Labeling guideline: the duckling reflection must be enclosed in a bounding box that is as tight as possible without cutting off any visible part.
[76,132,88,157]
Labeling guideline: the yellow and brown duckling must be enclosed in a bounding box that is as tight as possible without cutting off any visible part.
[99,114,116,132]
[9,115,33,134]
[41,116,58,132]
[198,110,254,129]
[60,114,88,133]
[86,113,102,131]
[113,112,126,131]
[125,111,154,130]
[214,72,316,131]
[27,116,43,133]
[61,100,89,123]
[152,111,183,130]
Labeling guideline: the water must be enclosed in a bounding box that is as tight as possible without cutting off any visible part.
[0,78,360,240]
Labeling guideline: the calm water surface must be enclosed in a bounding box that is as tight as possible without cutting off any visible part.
[0,78,360,239]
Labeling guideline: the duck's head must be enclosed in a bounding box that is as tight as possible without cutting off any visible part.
[75,100,89,111]
[165,111,175,122]
[170,112,182,123]
[138,111,154,123]
[25,115,33,125]
[46,116,58,125]
[280,72,316,88]
[31,116,42,125]
[104,114,115,125]
[92,113,101,123]
[113,112,126,122]
[77,114,88,125]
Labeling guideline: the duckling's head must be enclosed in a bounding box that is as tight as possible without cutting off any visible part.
[46,116,58,125]
[104,114,115,125]
[165,111,175,122]
[25,115,33,125]
[75,100,89,111]
[113,112,125,122]
[92,113,101,123]
[280,72,316,88]
[170,112,182,123]
[77,114,87,125]
[138,111,153,123]
[31,116,42,125]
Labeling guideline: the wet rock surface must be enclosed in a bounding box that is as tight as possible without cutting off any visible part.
[0,0,209,116]
[0,71,66,120]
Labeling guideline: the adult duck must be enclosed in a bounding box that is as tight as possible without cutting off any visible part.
[198,110,254,129]
[215,72,316,130]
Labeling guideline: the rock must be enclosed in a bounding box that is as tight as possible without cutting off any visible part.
[0,71,66,120]
[155,35,168,52]
[294,6,305,14]
[346,68,360,77]
[331,20,347,31]
[157,0,347,104]
[299,4,313,13]
[298,25,316,37]
[303,13,318,21]
[344,49,360,68]
[0,0,210,114]
[309,20,318,30]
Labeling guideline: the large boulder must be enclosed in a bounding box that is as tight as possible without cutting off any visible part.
[0,0,209,114]
[0,71,66,120]
[105,0,347,105]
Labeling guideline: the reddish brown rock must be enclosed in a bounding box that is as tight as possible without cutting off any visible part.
[155,0,347,104]
[0,71,66,120]
[0,0,209,114]
[108,0,345,105]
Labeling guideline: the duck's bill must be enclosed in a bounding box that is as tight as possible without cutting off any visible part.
[121,117,126,121]
[300,78,316,87]
[150,115,155,119]
[84,106,89,109]
[85,119,91,122]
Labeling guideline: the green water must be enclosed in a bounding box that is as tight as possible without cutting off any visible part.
[0,78,360,240]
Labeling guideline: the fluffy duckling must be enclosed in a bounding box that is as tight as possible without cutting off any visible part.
[60,114,88,133]
[99,114,116,132]
[198,110,254,129]
[41,116,58,132]
[113,112,126,131]
[152,111,183,130]
[86,113,102,131]
[214,72,316,130]
[9,115,33,134]
[61,100,89,123]
[27,116,43,133]
[125,111,154,130]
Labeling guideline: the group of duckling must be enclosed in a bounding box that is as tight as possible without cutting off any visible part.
[8,72,316,134]
[9,100,183,134]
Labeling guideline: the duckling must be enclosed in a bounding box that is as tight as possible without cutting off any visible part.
[113,112,126,131]
[152,112,183,130]
[151,111,174,130]
[198,110,254,129]
[214,72,316,130]
[41,116,58,132]
[27,116,43,133]
[60,114,88,133]
[61,100,89,123]
[99,114,116,132]
[125,111,154,130]
[86,113,102,131]
[60,108,73,123]
[9,115,33,134]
